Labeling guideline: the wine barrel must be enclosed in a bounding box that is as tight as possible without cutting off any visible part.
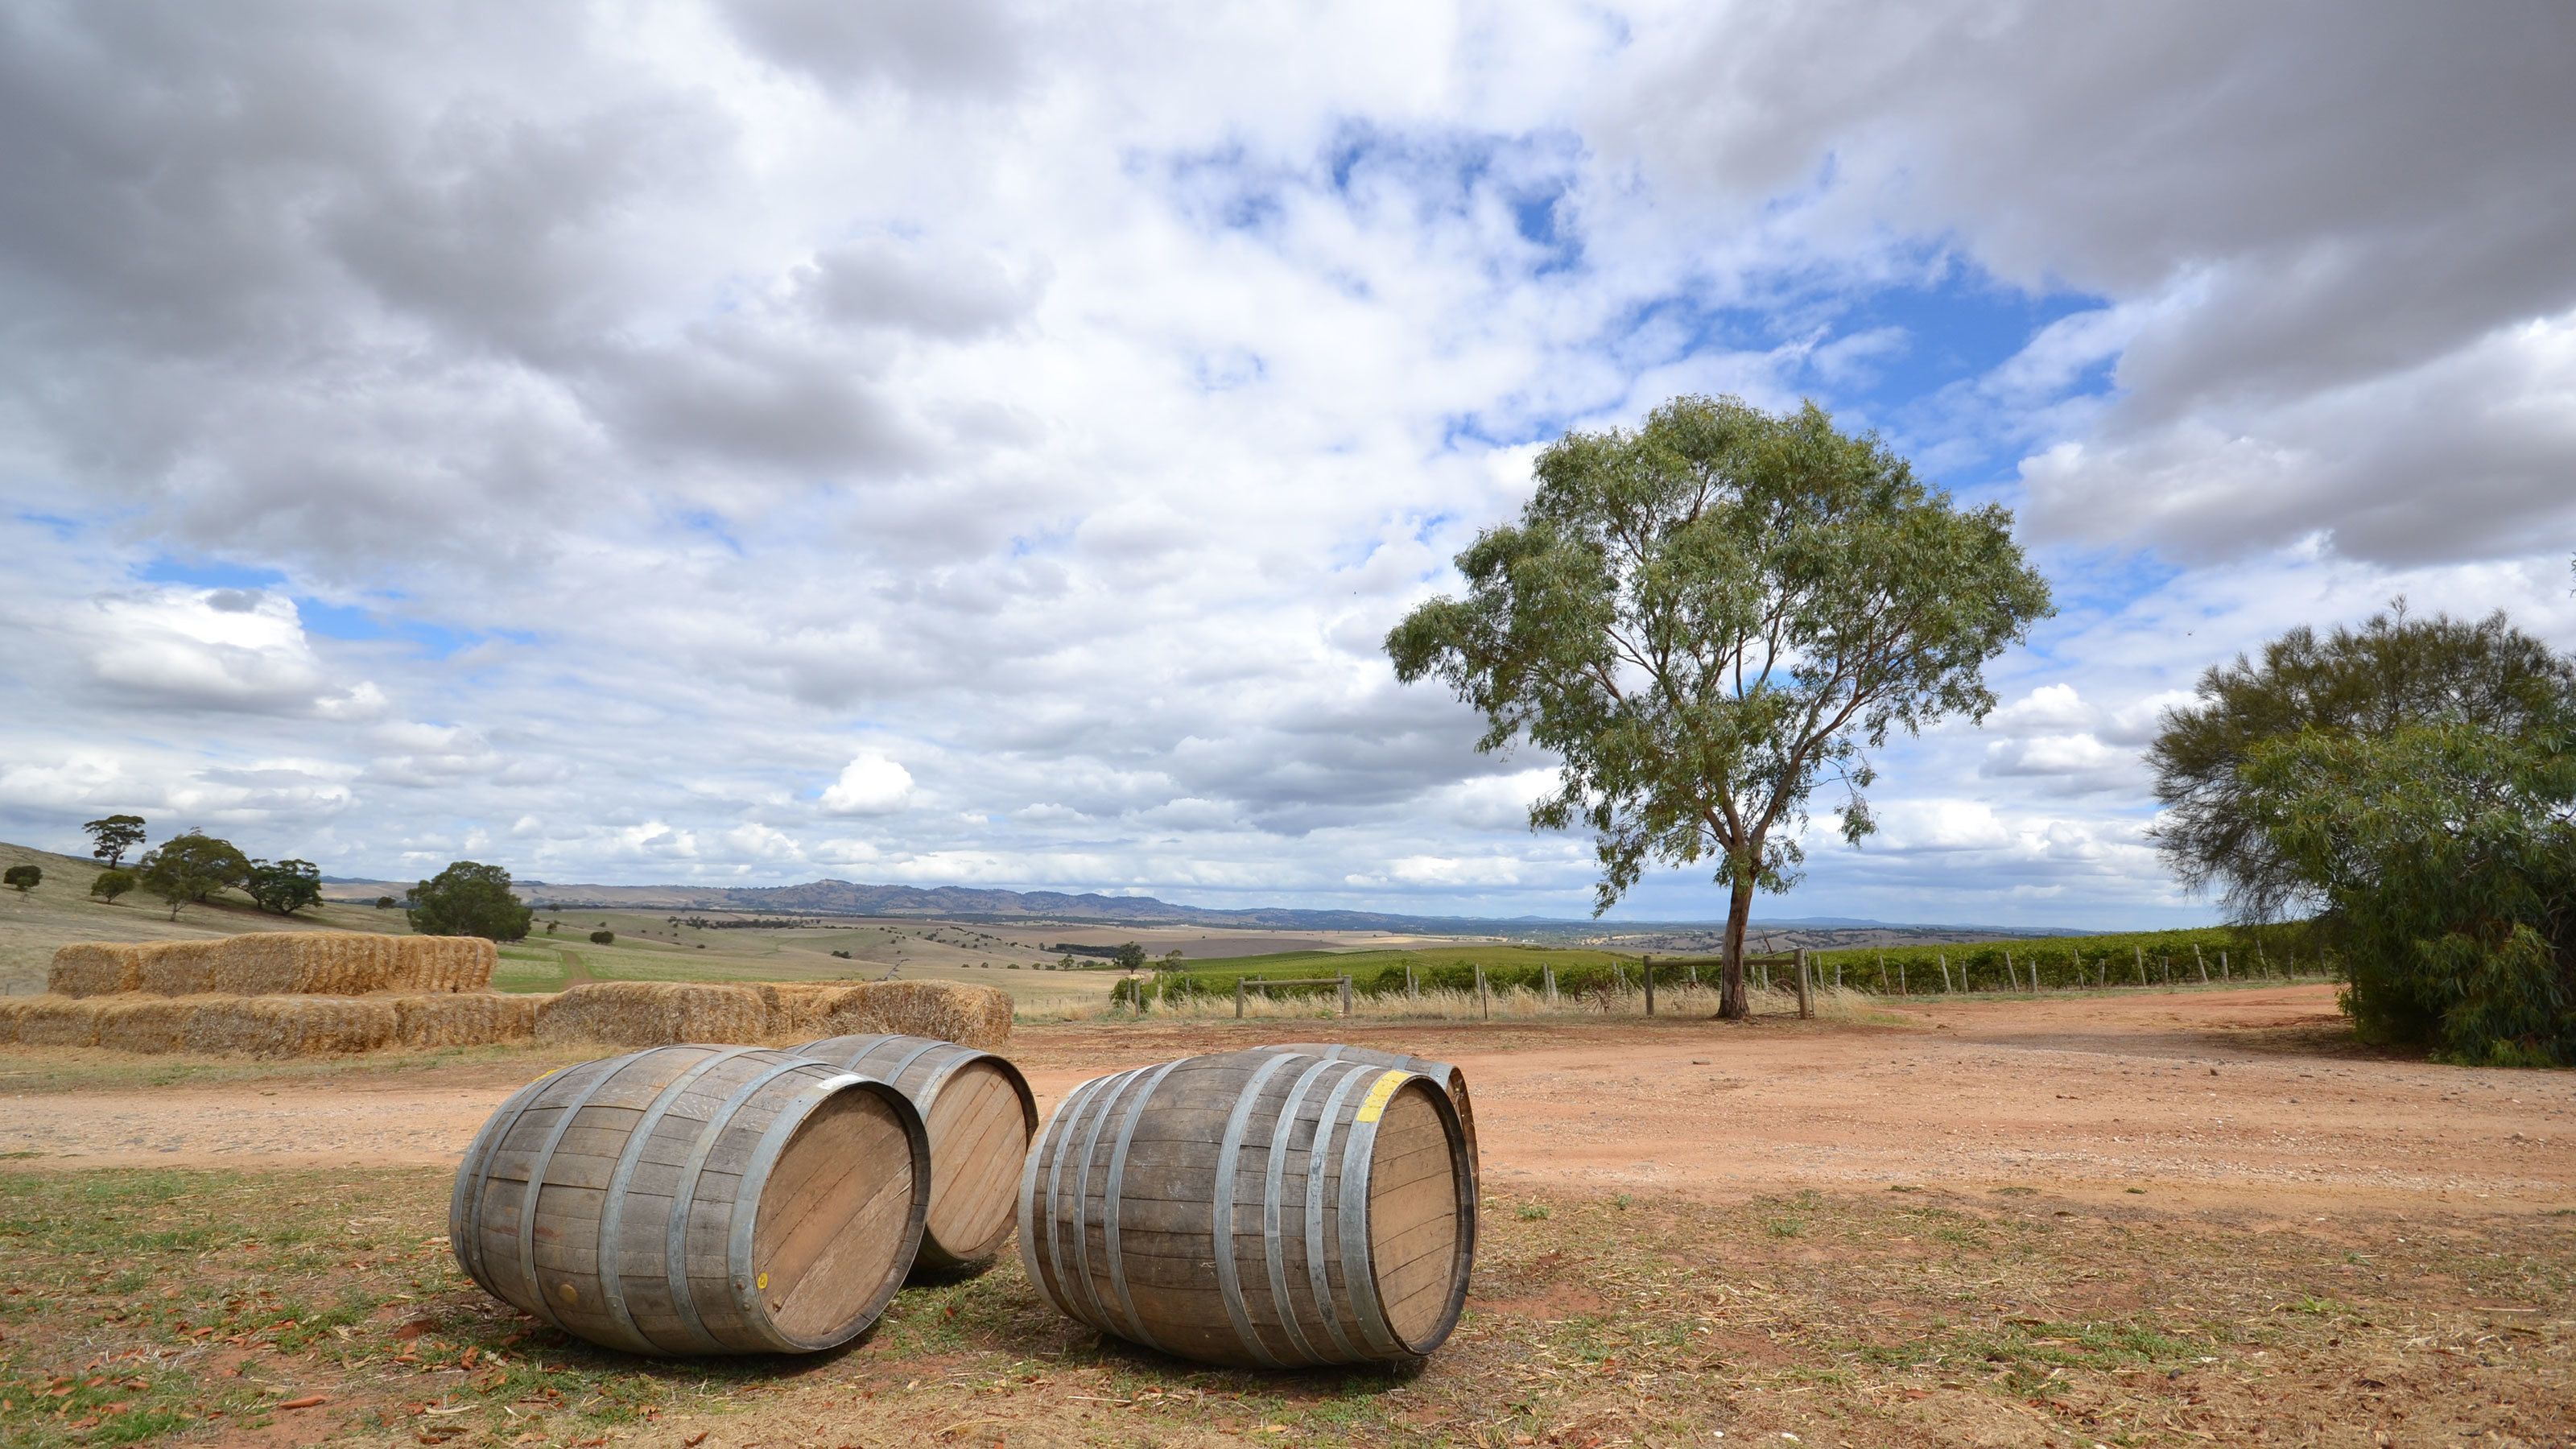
[450,1045,929,1356]
[1018,1048,1475,1368]
[1252,1043,1478,1178]
[791,1034,1038,1272]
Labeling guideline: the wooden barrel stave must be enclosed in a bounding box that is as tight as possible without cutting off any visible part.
[451,1046,928,1356]
[792,1033,1038,1271]
[1020,1049,1473,1368]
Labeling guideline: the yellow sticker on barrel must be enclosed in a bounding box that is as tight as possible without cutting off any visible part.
[1353,1070,1408,1124]
[756,1272,769,1291]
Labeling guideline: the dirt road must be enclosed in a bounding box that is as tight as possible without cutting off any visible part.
[9,985,2570,1212]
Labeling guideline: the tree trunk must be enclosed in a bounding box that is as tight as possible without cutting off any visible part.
[1717,874,1755,1020]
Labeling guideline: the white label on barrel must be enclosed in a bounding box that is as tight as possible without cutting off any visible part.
[1353,1070,1407,1124]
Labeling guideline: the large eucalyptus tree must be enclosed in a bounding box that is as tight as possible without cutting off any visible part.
[1387,395,2054,1018]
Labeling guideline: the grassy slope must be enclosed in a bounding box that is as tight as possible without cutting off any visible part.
[0,840,425,996]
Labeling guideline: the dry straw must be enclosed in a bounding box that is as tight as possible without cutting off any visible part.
[393,992,539,1049]
[2,996,103,1048]
[181,997,398,1057]
[812,981,1013,1048]
[44,931,497,999]
[535,981,773,1047]
[45,943,143,997]
[94,997,208,1054]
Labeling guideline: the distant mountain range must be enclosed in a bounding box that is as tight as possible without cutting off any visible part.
[316,873,2094,939]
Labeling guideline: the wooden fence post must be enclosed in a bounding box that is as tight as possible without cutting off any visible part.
[1476,963,1489,1021]
[1340,975,1353,1016]
[1406,962,1418,999]
[1687,957,1698,987]
[2194,943,2209,983]
[1940,953,1952,993]
[1795,949,1813,1020]
[1644,955,1656,1017]
[1236,979,1246,1019]
[2134,945,2145,986]
[1543,963,1557,1005]
[2219,950,2230,982]
[1898,960,1906,996]
[1878,951,1888,994]
[2005,950,2018,992]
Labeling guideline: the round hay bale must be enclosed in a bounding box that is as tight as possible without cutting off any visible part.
[451,1046,930,1356]
[47,943,142,997]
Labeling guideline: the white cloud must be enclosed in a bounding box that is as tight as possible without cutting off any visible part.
[819,753,914,815]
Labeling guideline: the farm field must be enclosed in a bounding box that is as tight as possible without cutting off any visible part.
[3,985,2570,1445]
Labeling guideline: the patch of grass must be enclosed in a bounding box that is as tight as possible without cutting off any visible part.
[1,1169,2568,1446]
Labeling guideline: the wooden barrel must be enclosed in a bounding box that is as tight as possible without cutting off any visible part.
[1018,1048,1475,1368]
[792,1033,1038,1272]
[1253,1044,1478,1179]
[450,1046,929,1356]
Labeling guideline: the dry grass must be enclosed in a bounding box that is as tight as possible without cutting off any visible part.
[0,992,538,1057]
[2,1166,2565,1448]
[532,980,772,1046]
[47,932,496,997]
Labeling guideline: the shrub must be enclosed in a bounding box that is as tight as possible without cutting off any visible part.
[4,864,39,894]
[589,930,615,945]
[407,861,535,942]
[90,868,136,903]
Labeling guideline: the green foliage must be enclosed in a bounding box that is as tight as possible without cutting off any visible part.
[134,832,251,919]
[2149,605,2574,921]
[1113,941,1148,972]
[91,867,137,902]
[1810,925,2323,992]
[242,857,322,914]
[374,894,397,908]
[81,813,147,868]
[2,864,37,893]
[589,929,616,945]
[1386,394,2051,1015]
[405,860,535,942]
[2244,718,2575,1065]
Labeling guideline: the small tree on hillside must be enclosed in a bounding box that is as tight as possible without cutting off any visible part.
[244,857,323,915]
[406,861,535,942]
[3,865,38,894]
[1389,395,2053,1018]
[1113,942,1147,973]
[82,815,147,869]
[92,869,137,903]
[136,832,252,919]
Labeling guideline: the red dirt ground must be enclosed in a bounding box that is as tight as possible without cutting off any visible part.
[10,985,2570,1213]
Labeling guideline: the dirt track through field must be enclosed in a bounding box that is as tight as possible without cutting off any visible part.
[6,985,2572,1212]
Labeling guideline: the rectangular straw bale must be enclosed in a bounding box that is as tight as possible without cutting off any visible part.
[94,997,208,1054]
[9,997,104,1048]
[815,981,1013,1049]
[758,983,865,1038]
[136,939,227,996]
[208,933,304,994]
[392,993,539,1049]
[535,981,770,1047]
[388,935,496,993]
[47,943,143,997]
[183,996,398,1058]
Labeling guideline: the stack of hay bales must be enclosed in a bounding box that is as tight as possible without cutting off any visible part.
[532,980,1012,1050]
[8,933,1012,1058]
[46,933,496,997]
[6,931,517,1059]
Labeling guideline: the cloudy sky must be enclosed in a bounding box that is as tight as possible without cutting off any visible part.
[4,2,2571,927]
